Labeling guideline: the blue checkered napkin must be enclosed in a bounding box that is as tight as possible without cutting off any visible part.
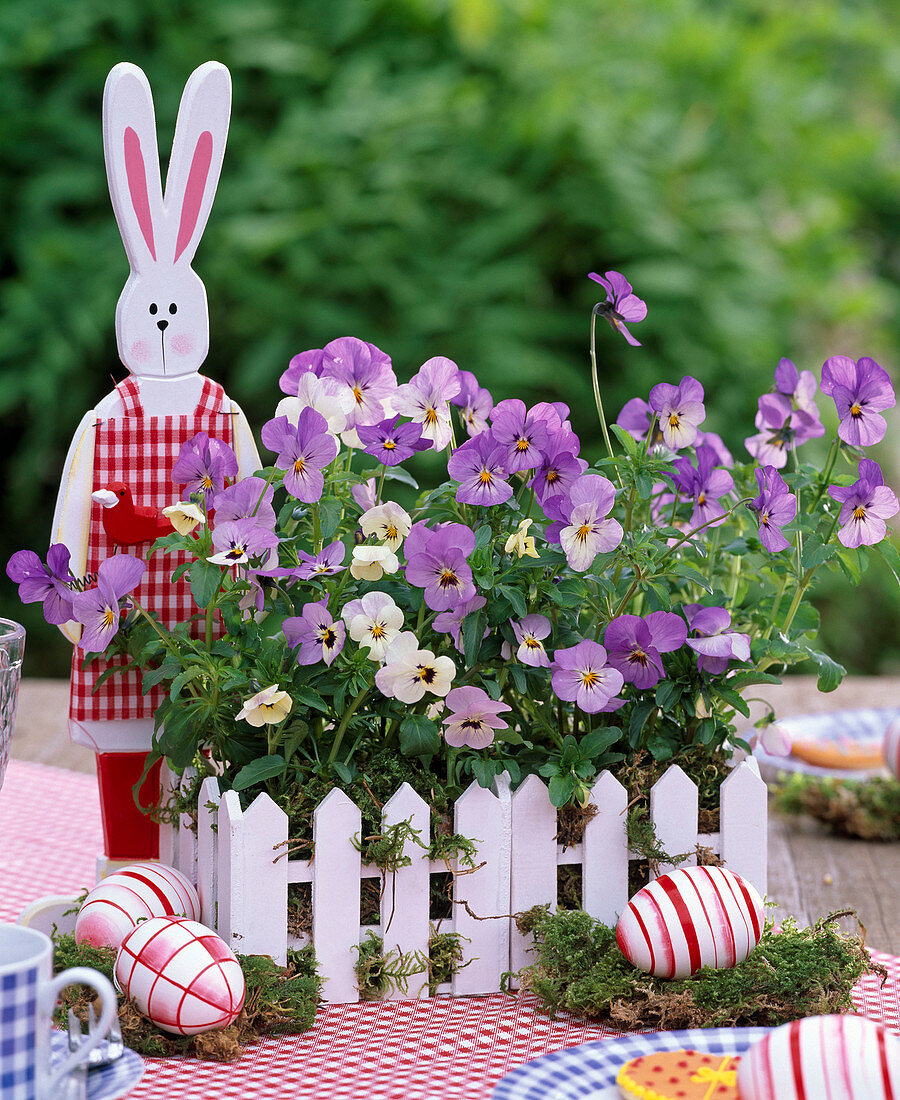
[48,1034,144,1100]
[0,964,39,1100]
[491,1025,773,1099]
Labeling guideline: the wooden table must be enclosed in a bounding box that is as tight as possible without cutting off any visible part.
[11,676,900,953]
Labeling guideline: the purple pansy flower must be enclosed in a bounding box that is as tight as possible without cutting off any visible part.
[616,397,657,443]
[489,399,549,474]
[405,523,477,611]
[588,271,648,347]
[352,478,378,512]
[6,544,75,625]
[284,598,346,667]
[684,604,751,675]
[559,475,623,572]
[451,370,494,437]
[774,358,820,416]
[749,466,797,553]
[357,415,431,467]
[71,555,145,652]
[261,407,339,503]
[744,393,823,467]
[649,377,705,451]
[321,337,397,433]
[433,595,488,653]
[828,459,900,548]
[279,348,325,395]
[442,686,512,749]
[694,430,734,468]
[821,355,896,447]
[550,639,624,713]
[447,431,514,507]
[530,440,585,505]
[213,477,277,530]
[511,614,552,668]
[296,541,347,579]
[208,518,280,566]
[171,432,239,508]
[605,612,687,690]
[669,445,734,530]
[391,356,461,450]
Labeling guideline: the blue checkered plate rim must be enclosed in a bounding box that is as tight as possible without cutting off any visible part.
[491,1026,773,1099]
[49,1032,144,1100]
[753,706,900,779]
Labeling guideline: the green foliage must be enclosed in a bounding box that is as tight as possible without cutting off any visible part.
[4,0,900,674]
[515,906,878,1029]
[773,771,900,840]
[353,931,428,1000]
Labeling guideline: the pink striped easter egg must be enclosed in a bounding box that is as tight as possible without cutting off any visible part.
[885,719,900,780]
[115,916,245,1035]
[615,865,764,979]
[737,1015,900,1099]
[75,861,200,951]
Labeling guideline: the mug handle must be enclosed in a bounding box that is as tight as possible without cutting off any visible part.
[42,966,118,1091]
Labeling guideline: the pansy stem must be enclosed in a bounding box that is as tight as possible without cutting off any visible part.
[809,438,839,512]
[589,309,616,465]
[327,686,369,766]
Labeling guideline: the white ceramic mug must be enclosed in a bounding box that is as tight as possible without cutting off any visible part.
[0,923,116,1100]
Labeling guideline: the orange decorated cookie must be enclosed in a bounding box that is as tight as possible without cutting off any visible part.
[789,739,885,770]
[616,1050,741,1100]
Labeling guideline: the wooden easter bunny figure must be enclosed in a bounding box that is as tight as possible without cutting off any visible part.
[51,61,259,867]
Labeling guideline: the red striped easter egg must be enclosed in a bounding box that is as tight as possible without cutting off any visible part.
[615,865,764,979]
[737,1015,900,1099]
[885,719,900,780]
[115,917,245,1035]
[75,861,200,951]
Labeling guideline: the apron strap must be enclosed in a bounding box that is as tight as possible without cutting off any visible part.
[196,377,227,415]
[116,376,144,417]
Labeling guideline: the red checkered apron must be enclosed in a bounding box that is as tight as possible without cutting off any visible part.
[69,375,234,860]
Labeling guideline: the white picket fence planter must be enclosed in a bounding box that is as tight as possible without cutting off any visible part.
[159,760,767,1003]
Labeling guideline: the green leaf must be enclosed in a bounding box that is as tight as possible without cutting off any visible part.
[293,686,330,714]
[399,715,442,756]
[548,773,576,806]
[800,646,846,692]
[510,664,527,693]
[232,755,286,791]
[331,761,353,783]
[474,524,493,552]
[628,700,657,743]
[671,563,713,593]
[318,496,343,539]
[713,686,751,718]
[550,579,583,608]
[169,665,203,702]
[282,721,310,764]
[498,584,527,617]
[462,609,484,667]
[471,758,502,789]
[190,560,223,609]
[610,424,639,456]
[579,726,620,758]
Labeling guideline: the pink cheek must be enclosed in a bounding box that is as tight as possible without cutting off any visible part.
[169,333,196,356]
[130,340,150,363]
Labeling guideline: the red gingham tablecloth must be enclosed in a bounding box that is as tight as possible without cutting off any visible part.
[1,758,898,1099]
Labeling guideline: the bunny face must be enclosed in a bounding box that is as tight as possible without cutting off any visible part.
[103,61,230,380]
[117,268,209,378]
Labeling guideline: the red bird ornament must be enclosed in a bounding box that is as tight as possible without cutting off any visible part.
[91,482,174,546]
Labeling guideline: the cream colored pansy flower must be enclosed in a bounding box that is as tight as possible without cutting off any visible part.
[235,685,292,727]
[275,372,354,439]
[350,544,400,581]
[360,501,412,553]
[162,501,206,535]
[504,518,539,559]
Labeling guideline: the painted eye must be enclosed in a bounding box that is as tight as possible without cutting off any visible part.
[149,303,158,315]
[169,303,177,315]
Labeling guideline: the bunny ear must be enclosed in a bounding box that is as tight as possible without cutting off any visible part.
[103,63,164,272]
[163,61,231,267]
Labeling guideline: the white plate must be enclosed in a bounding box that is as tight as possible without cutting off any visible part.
[50,1032,144,1100]
[753,706,900,780]
[491,1026,772,1099]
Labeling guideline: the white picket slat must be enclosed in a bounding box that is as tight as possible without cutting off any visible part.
[451,781,510,995]
[509,774,557,975]
[313,788,362,1002]
[583,770,628,925]
[650,764,698,877]
[380,784,430,999]
[240,793,289,964]
[217,790,244,957]
[720,759,768,894]
[197,777,220,930]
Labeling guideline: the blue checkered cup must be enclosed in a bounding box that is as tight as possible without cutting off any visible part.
[0,924,116,1100]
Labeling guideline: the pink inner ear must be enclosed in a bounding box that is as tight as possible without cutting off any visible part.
[174,130,213,263]
[124,127,157,261]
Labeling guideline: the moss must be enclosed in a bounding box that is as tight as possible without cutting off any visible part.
[52,932,321,1061]
[515,906,879,1030]
[557,865,582,910]
[772,773,900,841]
[614,747,730,817]
[353,931,428,1000]
[428,929,470,994]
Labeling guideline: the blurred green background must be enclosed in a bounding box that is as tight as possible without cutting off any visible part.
[2,0,900,677]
